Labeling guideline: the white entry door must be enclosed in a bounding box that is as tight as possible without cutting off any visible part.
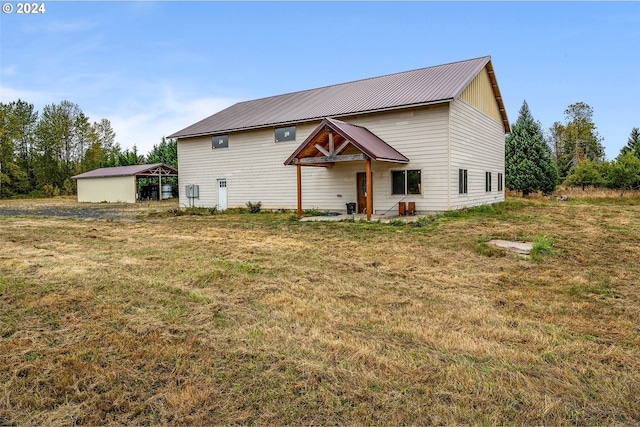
[217,179,227,210]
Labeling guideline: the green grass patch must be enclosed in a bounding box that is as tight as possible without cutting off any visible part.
[530,235,555,261]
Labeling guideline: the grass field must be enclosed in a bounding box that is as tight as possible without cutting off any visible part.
[0,195,639,425]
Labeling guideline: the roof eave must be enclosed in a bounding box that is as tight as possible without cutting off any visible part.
[483,60,510,133]
[173,99,453,141]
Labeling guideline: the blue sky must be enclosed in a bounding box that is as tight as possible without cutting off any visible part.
[1,1,639,160]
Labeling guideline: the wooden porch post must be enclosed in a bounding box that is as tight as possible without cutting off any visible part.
[297,163,302,219]
[366,157,373,221]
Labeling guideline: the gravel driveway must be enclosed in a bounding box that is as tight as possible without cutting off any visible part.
[0,199,176,220]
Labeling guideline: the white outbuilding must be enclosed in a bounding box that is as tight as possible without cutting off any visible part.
[72,163,178,203]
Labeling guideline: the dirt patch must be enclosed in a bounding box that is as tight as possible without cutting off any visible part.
[0,206,128,220]
[0,198,179,220]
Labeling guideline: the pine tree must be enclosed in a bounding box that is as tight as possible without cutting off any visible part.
[505,100,558,196]
[619,127,640,159]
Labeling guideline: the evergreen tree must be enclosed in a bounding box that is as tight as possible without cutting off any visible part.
[117,145,145,166]
[146,137,177,168]
[619,127,640,159]
[505,101,558,196]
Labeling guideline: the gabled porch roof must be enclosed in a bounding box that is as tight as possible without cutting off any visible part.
[284,118,409,166]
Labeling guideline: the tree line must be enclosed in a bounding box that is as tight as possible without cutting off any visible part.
[506,100,640,196]
[0,99,177,198]
[1,98,637,200]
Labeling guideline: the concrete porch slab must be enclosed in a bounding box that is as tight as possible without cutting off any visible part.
[299,214,420,223]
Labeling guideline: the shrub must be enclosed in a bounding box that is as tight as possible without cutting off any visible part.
[303,209,325,217]
[414,216,433,228]
[43,184,59,198]
[246,201,262,213]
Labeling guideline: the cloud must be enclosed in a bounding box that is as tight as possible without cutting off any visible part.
[0,85,57,106]
[20,19,96,34]
[1,65,17,77]
[98,92,238,156]
[2,78,239,158]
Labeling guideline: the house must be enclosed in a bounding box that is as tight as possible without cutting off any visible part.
[169,56,509,218]
[72,163,178,203]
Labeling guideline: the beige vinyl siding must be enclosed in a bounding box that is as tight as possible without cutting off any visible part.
[178,123,317,209]
[460,67,502,124]
[449,98,505,210]
[343,105,450,213]
[178,105,451,213]
[76,176,136,203]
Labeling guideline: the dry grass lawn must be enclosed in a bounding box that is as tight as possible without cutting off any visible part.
[0,194,639,425]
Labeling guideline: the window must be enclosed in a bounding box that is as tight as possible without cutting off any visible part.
[212,134,229,149]
[458,169,468,194]
[391,170,421,195]
[485,172,492,192]
[498,173,503,191]
[275,126,296,142]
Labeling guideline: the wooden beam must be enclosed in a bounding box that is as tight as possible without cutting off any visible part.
[297,163,302,219]
[334,140,350,155]
[328,132,334,155]
[299,154,366,164]
[314,144,331,157]
[366,157,373,221]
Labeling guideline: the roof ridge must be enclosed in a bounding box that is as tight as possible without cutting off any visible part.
[232,56,492,106]
[169,55,509,139]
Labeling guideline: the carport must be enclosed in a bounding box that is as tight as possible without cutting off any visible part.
[72,163,178,203]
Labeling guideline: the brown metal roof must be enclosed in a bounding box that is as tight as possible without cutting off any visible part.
[170,56,508,139]
[285,118,409,166]
[72,164,178,180]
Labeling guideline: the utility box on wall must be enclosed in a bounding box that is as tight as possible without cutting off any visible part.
[185,184,199,198]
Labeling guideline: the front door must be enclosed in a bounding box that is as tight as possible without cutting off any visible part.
[217,179,227,210]
[356,172,367,214]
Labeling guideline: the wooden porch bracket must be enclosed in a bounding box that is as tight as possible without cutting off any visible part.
[366,157,373,221]
[297,163,302,219]
[285,118,409,222]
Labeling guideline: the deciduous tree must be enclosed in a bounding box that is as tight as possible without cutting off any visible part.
[564,159,604,190]
[550,102,605,180]
[609,152,640,196]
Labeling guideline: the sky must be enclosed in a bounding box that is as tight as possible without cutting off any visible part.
[1,1,639,160]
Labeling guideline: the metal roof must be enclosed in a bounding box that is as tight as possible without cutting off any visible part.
[285,118,409,166]
[169,56,508,139]
[72,164,178,180]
